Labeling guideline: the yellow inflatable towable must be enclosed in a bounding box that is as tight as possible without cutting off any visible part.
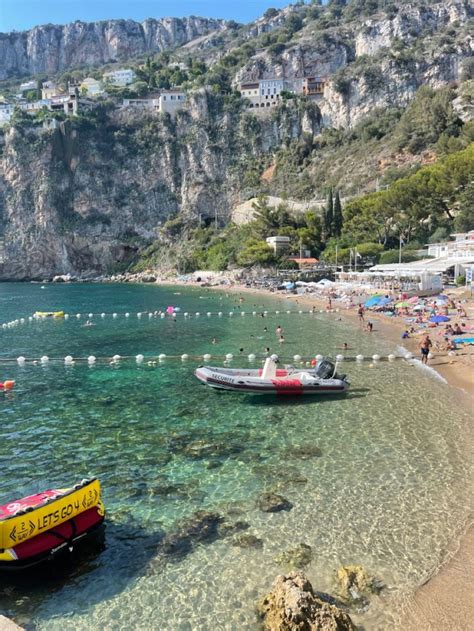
[34,311,65,318]
[0,478,104,569]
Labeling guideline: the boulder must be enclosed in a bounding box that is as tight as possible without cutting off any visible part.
[159,511,223,559]
[257,571,356,631]
[285,444,322,459]
[232,533,264,549]
[275,543,313,569]
[257,492,293,513]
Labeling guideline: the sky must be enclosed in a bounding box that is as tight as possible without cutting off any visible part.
[0,0,293,32]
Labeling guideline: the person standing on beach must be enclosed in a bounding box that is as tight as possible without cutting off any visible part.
[358,305,364,323]
[420,335,432,364]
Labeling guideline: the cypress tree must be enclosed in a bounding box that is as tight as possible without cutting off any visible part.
[324,188,333,239]
[333,190,343,237]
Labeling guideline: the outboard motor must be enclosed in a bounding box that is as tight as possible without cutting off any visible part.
[315,360,336,380]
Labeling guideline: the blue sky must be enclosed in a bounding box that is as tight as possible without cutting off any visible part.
[0,0,293,32]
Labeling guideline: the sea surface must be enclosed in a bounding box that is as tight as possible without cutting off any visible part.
[0,283,472,630]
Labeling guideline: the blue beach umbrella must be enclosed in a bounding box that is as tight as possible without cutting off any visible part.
[429,315,450,323]
[364,295,382,308]
[377,297,392,306]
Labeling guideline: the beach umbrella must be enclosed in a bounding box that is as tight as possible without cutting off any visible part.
[429,315,450,323]
[364,295,383,308]
[408,296,419,304]
[412,305,425,311]
[377,297,392,306]
[166,306,175,314]
[395,301,409,308]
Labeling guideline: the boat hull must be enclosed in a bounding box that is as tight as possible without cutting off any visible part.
[195,366,348,396]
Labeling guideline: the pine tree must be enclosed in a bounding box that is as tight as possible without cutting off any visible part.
[324,188,333,240]
[333,190,343,237]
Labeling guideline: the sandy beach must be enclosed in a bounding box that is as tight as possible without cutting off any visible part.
[168,277,474,630]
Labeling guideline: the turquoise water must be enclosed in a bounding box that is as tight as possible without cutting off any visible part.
[0,283,472,630]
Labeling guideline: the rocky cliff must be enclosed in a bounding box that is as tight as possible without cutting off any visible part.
[0,95,320,279]
[0,17,227,80]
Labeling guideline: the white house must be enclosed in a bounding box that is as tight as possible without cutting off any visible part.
[0,103,14,127]
[80,78,104,96]
[240,78,293,110]
[103,68,136,87]
[122,97,160,110]
[427,231,474,258]
[158,90,186,115]
[20,80,37,92]
[266,236,290,254]
[41,81,60,99]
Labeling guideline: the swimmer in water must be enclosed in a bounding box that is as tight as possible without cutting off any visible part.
[212,338,217,344]
[82,320,94,327]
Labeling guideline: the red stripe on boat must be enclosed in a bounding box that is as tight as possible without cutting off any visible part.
[12,506,103,560]
[271,378,303,395]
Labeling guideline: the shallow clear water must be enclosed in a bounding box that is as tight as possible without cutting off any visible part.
[0,283,472,630]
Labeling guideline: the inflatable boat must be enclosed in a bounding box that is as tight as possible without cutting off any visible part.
[0,478,104,570]
[34,311,64,318]
[0,380,14,391]
[195,357,349,396]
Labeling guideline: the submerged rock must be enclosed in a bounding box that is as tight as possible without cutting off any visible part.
[159,511,223,559]
[217,521,251,538]
[285,444,323,459]
[232,533,264,549]
[335,565,384,604]
[257,492,293,513]
[275,543,313,569]
[257,571,356,631]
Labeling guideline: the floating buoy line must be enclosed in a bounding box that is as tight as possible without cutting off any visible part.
[0,351,443,368]
[1,308,343,330]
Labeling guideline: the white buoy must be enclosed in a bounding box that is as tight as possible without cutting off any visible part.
[405,352,413,360]
[113,313,117,319]
[88,355,96,364]
[20,318,25,324]
[275,310,280,314]
[76,314,81,319]
[287,310,291,314]
[356,354,365,362]
[28,316,33,322]
[241,312,245,316]
[136,354,144,363]
[41,355,49,364]
[158,353,166,361]
[225,353,233,361]
[336,354,344,362]
[184,312,189,317]
[335,308,340,313]
[125,313,130,318]
[148,313,153,318]
[64,355,74,365]
[298,310,303,314]
[229,312,234,316]
[207,312,212,317]
[315,354,323,361]
[88,313,93,318]
[218,312,223,317]
[388,354,396,361]
[264,311,268,315]
[293,354,302,362]
[252,311,257,316]
[181,354,189,361]
[195,312,200,317]
[372,354,381,361]
[319,309,324,313]
[17,356,26,365]
[203,354,211,361]
[101,313,106,318]
[248,353,256,361]
[137,312,142,318]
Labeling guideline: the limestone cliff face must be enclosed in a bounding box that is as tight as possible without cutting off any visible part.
[0,17,227,80]
[0,94,321,279]
[237,0,472,129]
